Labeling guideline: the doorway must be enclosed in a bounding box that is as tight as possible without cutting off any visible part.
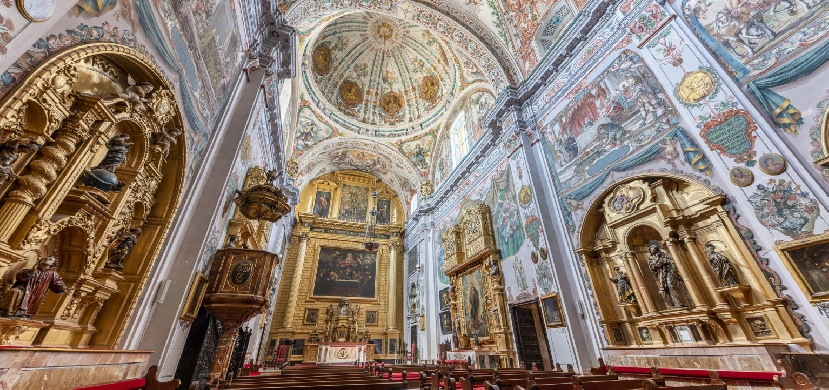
[511,302,552,370]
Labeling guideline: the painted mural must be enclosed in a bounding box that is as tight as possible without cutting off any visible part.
[542,50,677,194]
[296,104,336,153]
[313,190,332,218]
[749,179,820,238]
[400,133,435,174]
[313,247,377,298]
[683,0,829,81]
[484,163,525,259]
[461,269,490,337]
[535,1,575,53]
[339,184,369,222]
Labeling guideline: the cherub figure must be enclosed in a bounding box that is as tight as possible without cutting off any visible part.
[104,75,154,111]
[104,227,142,270]
[0,137,40,185]
[153,128,181,161]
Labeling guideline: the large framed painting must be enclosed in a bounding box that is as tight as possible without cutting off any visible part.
[439,287,450,310]
[540,293,565,327]
[313,190,332,218]
[460,269,490,338]
[775,234,829,302]
[180,272,208,322]
[339,184,369,222]
[312,247,377,298]
[439,311,453,334]
[376,199,391,225]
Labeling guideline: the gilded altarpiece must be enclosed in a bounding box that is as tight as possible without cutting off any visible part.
[444,202,516,368]
[0,44,187,347]
[577,177,808,369]
[270,171,404,361]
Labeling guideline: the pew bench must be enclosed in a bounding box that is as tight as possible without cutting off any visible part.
[72,366,180,390]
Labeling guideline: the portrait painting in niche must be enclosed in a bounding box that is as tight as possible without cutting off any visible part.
[745,315,776,339]
[541,293,565,327]
[439,311,453,334]
[376,199,391,224]
[389,338,397,355]
[373,339,383,355]
[461,269,490,337]
[775,235,829,302]
[312,247,377,298]
[439,287,450,310]
[304,308,319,324]
[313,190,332,218]
[366,310,379,325]
[339,184,369,222]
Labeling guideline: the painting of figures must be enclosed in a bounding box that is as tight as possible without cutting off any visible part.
[376,199,391,224]
[543,50,675,193]
[313,248,377,298]
[339,184,369,222]
[777,236,829,301]
[296,105,335,152]
[484,164,525,259]
[313,191,332,218]
[461,270,490,338]
[407,246,419,275]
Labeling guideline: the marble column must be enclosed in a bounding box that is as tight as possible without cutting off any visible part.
[622,251,657,314]
[663,238,705,309]
[282,232,309,330]
[387,241,400,331]
[681,236,727,308]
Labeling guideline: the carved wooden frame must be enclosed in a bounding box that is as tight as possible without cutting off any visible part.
[540,292,565,328]
[773,232,829,303]
[180,272,208,322]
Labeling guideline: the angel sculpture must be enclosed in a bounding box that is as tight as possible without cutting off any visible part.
[153,128,181,161]
[0,137,40,185]
[104,227,143,271]
[104,75,154,112]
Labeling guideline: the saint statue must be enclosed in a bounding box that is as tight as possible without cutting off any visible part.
[225,235,239,249]
[609,267,637,304]
[94,134,134,173]
[473,331,480,347]
[706,243,739,286]
[105,227,142,270]
[0,137,40,185]
[647,244,690,308]
[0,256,67,318]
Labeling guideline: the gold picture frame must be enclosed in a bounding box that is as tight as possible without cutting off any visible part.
[774,233,829,303]
[180,272,208,322]
[758,153,787,175]
[540,293,565,328]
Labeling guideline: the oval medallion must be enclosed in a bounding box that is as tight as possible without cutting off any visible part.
[729,166,754,187]
[230,259,253,286]
[519,185,532,206]
[676,70,715,104]
[313,44,332,76]
[338,81,363,108]
[380,92,404,117]
[757,153,786,176]
[18,0,57,22]
[419,75,440,103]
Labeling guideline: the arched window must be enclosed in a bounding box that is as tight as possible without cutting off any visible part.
[410,193,419,215]
[450,112,470,168]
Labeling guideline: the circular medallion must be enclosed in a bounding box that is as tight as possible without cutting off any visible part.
[230,259,253,286]
[380,92,404,117]
[420,75,440,103]
[519,185,532,206]
[338,81,363,108]
[313,44,332,76]
[539,247,548,260]
[729,166,754,187]
[676,70,716,104]
[17,0,57,22]
[336,347,349,359]
[758,153,786,176]
[376,22,394,41]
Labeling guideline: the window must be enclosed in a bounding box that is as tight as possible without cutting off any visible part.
[450,112,469,168]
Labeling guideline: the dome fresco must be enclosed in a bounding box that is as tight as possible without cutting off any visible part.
[308,12,458,131]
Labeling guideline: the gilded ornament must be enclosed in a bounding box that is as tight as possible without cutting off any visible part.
[234,169,292,222]
[419,179,433,197]
[729,166,754,187]
[313,44,332,76]
[17,0,57,22]
[758,153,786,176]
[676,70,715,104]
[338,81,364,108]
[153,128,182,162]
[518,185,532,206]
[607,184,644,213]
[149,89,176,125]
[380,92,404,117]
[419,75,440,103]
[286,156,299,178]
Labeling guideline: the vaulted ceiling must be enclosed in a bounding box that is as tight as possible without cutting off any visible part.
[281,0,585,212]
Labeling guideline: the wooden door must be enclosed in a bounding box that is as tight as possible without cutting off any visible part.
[513,306,543,369]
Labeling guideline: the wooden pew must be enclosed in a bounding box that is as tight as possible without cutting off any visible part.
[228,366,406,390]
[73,365,181,390]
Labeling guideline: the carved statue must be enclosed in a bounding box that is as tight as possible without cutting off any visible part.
[93,134,133,172]
[706,243,739,286]
[225,235,239,249]
[0,256,67,318]
[104,76,154,111]
[326,304,335,321]
[610,267,637,304]
[0,137,40,185]
[452,327,460,350]
[104,227,142,271]
[647,244,690,308]
[352,304,360,322]
[489,258,500,277]
[153,127,181,161]
[473,331,480,347]
[338,299,349,316]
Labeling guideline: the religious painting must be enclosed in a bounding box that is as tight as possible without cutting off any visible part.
[296,105,335,152]
[683,0,829,81]
[745,315,776,339]
[312,247,377,298]
[313,191,332,218]
[180,272,208,322]
[749,180,819,238]
[540,293,565,328]
[775,234,829,302]
[638,327,653,344]
[439,311,453,334]
[389,338,397,355]
[541,50,675,194]
[729,166,754,187]
[366,310,379,326]
[484,163,525,259]
[372,339,383,355]
[461,269,490,337]
[304,308,319,325]
[376,199,391,225]
[610,327,625,344]
[292,339,305,356]
[758,153,787,175]
[439,287,451,310]
[466,90,496,143]
[407,246,419,275]
[338,184,369,222]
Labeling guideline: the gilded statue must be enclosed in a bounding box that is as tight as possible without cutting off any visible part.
[153,127,181,161]
[104,227,142,271]
[94,134,133,172]
[0,137,40,185]
[647,244,690,308]
[0,256,67,318]
[610,266,637,304]
[706,243,739,286]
